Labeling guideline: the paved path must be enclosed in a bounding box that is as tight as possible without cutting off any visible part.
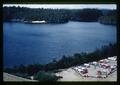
[3,73,37,82]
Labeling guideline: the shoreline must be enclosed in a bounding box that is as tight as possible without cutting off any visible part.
[3,20,116,25]
[3,56,117,81]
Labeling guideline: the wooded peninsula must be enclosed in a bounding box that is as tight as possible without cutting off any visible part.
[3,6,116,25]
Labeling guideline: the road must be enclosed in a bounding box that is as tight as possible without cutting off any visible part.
[3,72,37,82]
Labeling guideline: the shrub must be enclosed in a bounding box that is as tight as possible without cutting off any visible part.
[33,71,59,81]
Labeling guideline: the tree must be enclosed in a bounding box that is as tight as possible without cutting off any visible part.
[33,71,59,81]
[3,7,106,23]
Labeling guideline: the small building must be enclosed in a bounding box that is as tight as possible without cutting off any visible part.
[31,20,46,23]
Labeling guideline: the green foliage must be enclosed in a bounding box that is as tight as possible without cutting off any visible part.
[98,10,116,25]
[3,7,116,25]
[33,71,59,81]
[3,7,104,23]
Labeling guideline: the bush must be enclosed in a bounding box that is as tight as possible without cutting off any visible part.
[33,71,59,81]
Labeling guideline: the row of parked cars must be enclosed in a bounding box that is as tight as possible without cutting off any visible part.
[73,56,117,78]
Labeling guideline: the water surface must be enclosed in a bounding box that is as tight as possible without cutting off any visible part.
[3,21,116,67]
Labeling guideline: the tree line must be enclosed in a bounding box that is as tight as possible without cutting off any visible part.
[98,10,116,25]
[3,6,116,24]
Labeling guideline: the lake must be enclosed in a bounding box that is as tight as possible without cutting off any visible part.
[3,21,116,67]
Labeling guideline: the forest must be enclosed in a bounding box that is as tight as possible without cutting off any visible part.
[98,10,116,25]
[3,6,116,24]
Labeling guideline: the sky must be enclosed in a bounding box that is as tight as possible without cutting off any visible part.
[3,4,116,10]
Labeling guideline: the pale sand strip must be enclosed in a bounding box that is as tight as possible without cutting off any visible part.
[55,68,117,81]
[3,73,37,82]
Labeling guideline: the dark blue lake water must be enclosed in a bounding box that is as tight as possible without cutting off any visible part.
[3,21,116,67]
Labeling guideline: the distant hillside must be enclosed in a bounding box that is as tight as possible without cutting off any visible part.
[3,7,116,25]
[98,10,116,25]
[3,7,103,23]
